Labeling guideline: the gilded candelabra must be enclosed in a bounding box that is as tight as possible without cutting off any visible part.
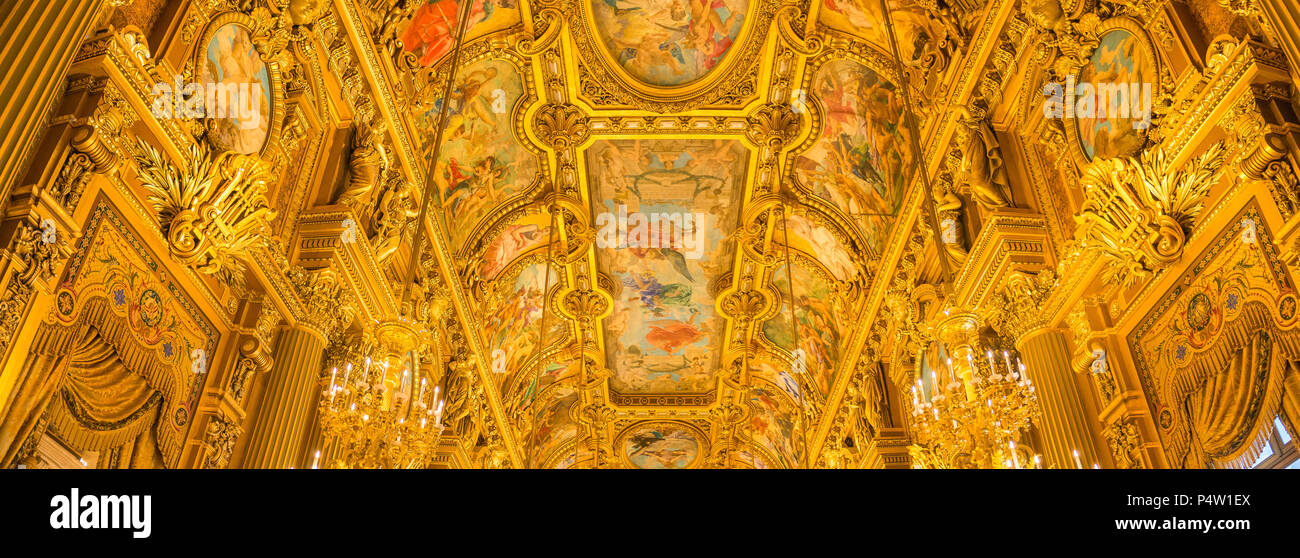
[317,319,445,469]
[909,348,1040,469]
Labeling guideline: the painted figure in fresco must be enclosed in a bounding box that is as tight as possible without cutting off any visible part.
[593,0,745,85]
[427,60,537,251]
[401,0,498,66]
[795,314,835,393]
[622,271,691,316]
[747,387,798,467]
[481,222,548,279]
[783,215,855,280]
[627,245,694,282]
[203,25,271,153]
[796,59,909,254]
[645,308,706,353]
[626,428,698,468]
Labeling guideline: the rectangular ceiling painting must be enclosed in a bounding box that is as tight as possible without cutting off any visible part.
[587,139,748,394]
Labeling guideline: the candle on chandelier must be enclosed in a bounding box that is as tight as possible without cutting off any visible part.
[1093,463,1100,469]
[1073,449,1083,469]
[966,352,976,383]
[343,362,353,387]
[1003,351,1015,379]
[311,450,321,469]
[1018,361,1029,384]
[986,350,997,379]
[1033,455,1042,469]
[329,367,338,407]
[420,377,427,401]
[1009,441,1021,469]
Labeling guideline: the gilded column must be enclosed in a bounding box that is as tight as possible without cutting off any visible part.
[0,0,109,202]
[241,326,326,469]
[241,270,348,469]
[994,271,1101,469]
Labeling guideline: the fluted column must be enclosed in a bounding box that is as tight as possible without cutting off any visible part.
[992,270,1101,469]
[1258,1,1300,82]
[241,327,326,468]
[0,0,108,203]
[1017,327,1100,469]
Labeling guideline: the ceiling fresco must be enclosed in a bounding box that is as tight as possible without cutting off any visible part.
[399,0,523,67]
[795,58,911,256]
[426,57,541,251]
[588,139,747,394]
[368,0,968,468]
[589,0,750,86]
[18,0,1285,475]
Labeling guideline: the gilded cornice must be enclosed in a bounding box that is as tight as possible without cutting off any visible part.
[1161,38,1289,168]
[951,211,1052,310]
[293,207,398,322]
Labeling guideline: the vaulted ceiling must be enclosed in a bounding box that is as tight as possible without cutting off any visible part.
[359,0,983,468]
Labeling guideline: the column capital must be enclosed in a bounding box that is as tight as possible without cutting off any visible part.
[988,269,1058,342]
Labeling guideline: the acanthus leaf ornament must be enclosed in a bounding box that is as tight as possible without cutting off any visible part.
[533,103,590,150]
[133,138,279,287]
[1075,142,1227,286]
[746,103,801,149]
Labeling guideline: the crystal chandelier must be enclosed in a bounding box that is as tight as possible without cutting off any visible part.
[909,344,1041,469]
[316,319,445,469]
[312,0,474,469]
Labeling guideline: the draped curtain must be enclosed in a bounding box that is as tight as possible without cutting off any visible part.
[1183,330,1287,468]
[45,328,165,467]
[0,323,166,468]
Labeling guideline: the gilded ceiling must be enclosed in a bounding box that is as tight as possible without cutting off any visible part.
[17,0,1290,471]
[356,0,957,469]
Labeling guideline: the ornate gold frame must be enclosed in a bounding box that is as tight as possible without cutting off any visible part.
[190,11,286,156]
[1061,16,1162,167]
[568,0,781,111]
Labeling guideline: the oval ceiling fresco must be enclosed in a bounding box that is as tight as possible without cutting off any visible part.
[1075,28,1155,160]
[620,422,705,468]
[199,23,273,154]
[590,0,749,86]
